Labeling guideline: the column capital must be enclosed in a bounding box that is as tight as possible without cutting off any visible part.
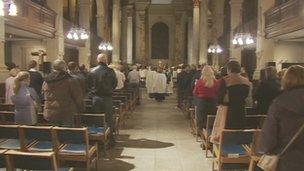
[193,0,200,7]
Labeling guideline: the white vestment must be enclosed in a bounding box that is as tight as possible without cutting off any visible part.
[153,73,167,94]
[146,70,157,94]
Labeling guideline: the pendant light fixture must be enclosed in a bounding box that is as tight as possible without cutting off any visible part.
[232,9,255,46]
[0,0,17,16]
[66,0,89,41]
[98,42,113,51]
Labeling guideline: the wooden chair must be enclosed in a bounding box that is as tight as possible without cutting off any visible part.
[4,150,73,171]
[37,113,52,126]
[189,108,197,136]
[201,115,216,157]
[19,125,54,152]
[0,125,21,150]
[212,129,258,171]
[245,115,267,129]
[0,104,14,112]
[53,127,98,171]
[0,111,14,124]
[76,113,110,155]
[0,149,6,169]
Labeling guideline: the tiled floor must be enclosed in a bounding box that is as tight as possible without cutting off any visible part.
[98,92,213,171]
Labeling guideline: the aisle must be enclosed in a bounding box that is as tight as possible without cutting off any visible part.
[99,92,212,171]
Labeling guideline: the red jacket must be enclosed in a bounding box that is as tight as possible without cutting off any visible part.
[193,79,218,99]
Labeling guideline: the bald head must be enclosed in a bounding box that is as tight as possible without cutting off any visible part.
[97,53,108,64]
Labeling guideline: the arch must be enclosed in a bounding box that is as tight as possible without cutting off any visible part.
[151,22,169,59]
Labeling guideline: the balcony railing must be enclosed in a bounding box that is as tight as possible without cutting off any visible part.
[5,0,56,38]
[264,0,304,38]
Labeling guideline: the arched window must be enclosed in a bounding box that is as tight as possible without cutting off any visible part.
[151,22,169,59]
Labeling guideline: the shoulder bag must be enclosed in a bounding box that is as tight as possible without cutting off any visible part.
[258,122,304,171]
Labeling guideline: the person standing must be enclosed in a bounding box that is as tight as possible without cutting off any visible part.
[128,65,141,103]
[89,54,117,146]
[11,71,41,125]
[217,61,251,129]
[28,60,44,99]
[260,65,304,171]
[42,59,83,127]
[255,66,281,114]
[146,67,157,98]
[5,63,20,104]
[114,64,126,90]
[177,66,193,108]
[193,65,218,131]
[153,68,167,102]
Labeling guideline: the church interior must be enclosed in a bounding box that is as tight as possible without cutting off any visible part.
[0,0,303,170]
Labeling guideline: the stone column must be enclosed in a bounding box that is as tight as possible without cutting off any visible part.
[96,0,106,38]
[112,0,121,63]
[46,0,65,61]
[126,9,133,64]
[229,0,243,62]
[199,0,208,64]
[254,0,275,79]
[187,17,193,65]
[135,11,146,64]
[192,0,200,65]
[0,16,8,82]
[78,0,91,68]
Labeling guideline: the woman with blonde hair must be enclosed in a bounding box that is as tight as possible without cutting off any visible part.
[11,71,40,125]
[261,65,304,171]
[193,65,218,132]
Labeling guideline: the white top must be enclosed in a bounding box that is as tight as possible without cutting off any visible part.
[153,73,167,94]
[128,70,140,84]
[115,70,126,89]
[146,70,157,94]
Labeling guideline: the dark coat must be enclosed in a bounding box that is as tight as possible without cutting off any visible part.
[177,71,193,96]
[256,79,281,114]
[28,70,44,97]
[89,63,117,97]
[261,87,304,171]
[42,71,83,122]
[218,74,251,129]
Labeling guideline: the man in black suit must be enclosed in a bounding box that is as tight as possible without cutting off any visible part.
[28,60,44,99]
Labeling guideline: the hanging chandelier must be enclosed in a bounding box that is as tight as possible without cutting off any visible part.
[98,42,113,51]
[208,44,223,54]
[232,33,254,46]
[0,0,17,16]
[66,28,89,40]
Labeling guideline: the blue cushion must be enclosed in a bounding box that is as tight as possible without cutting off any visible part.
[60,144,86,154]
[29,141,53,152]
[0,139,20,150]
[88,127,104,134]
[222,145,246,156]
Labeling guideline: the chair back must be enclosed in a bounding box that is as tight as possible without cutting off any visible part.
[5,150,58,171]
[0,104,14,112]
[221,130,255,147]
[77,114,106,128]
[0,125,19,139]
[245,107,257,115]
[245,115,267,129]
[0,111,14,124]
[20,126,53,142]
[54,127,88,145]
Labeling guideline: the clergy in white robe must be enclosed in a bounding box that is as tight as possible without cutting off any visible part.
[153,69,167,102]
[146,68,157,97]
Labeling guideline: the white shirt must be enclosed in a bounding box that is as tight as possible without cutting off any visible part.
[115,69,126,89]
[128,70,140,84]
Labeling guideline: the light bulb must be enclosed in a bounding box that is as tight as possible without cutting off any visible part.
[216,48,223,53]
[208,48,212,53]
[107,45,113,51]
[67,32,73,39]
[237,38,244,45]
[80,33,86,40]
[232,38,238,45]
[73,32,79,40]
[9,3,17,16]
[0,0,4,10]
[0,10,4,16]
[246,37,253,45]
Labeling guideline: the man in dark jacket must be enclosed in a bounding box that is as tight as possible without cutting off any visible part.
[89,53,117,145]
[42,59,83,127]
[177,66,193,108]
[28,60,44,99]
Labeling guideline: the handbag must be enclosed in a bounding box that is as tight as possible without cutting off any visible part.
[258,122,304,171]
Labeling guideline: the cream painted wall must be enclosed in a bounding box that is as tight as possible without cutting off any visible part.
[273,41,304,70]
[11,40,46,70]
